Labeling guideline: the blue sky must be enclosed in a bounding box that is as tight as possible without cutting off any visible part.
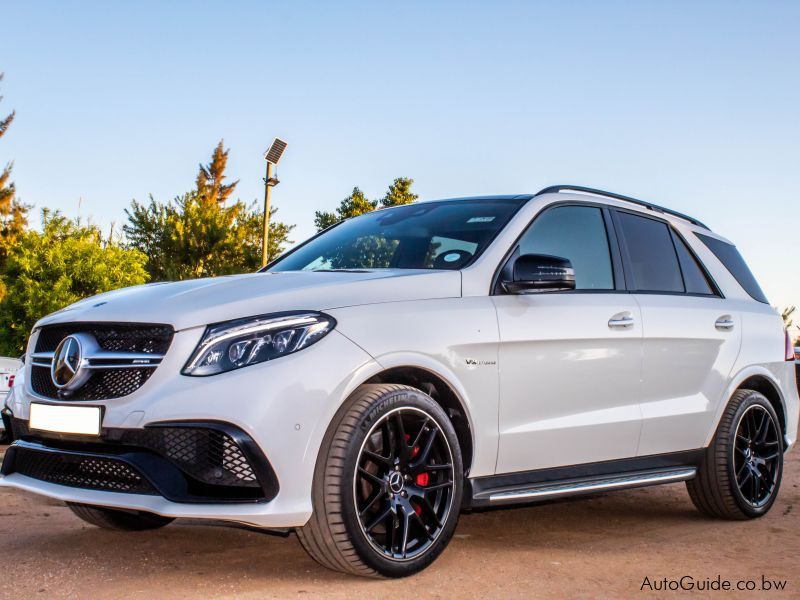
[2,1,799,319]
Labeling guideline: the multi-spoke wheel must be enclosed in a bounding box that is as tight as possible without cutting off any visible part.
[732,404,782,508]
[687,389,784,520]
[354,407,455,561]
[297,384,463,577]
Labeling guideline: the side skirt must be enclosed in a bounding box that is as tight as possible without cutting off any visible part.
[468,450,703,508]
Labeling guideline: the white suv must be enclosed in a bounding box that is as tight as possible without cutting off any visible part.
[1,186,797,578]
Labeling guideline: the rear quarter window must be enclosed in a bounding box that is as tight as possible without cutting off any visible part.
[696,233,768,303]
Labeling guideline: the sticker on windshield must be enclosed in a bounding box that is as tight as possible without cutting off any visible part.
[467,216,495,223]
[443,253,462,263]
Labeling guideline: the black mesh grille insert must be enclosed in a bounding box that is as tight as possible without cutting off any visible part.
[35,323,174,354]
[121,427,260,488]
[12,446,157,495]
[31,365,155,400]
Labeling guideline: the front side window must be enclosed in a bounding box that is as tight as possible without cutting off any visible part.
[616,212,683,293]
[517,205,614,290]
[268,198,524,271]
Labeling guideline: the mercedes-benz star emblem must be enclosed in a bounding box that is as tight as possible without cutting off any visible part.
[51,335,89,390]
[388,471,404,494]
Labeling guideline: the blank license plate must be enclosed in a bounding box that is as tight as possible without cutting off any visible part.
[29,403,101,436]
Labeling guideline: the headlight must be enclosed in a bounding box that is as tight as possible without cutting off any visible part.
[182,312,336,377]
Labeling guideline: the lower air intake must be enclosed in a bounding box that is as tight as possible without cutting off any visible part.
[11,445,157,495]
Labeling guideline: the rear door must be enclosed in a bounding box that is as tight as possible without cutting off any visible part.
[493,204,643,474]
[612,210,742,456]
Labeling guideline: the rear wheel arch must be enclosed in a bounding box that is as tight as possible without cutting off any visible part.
[737,375,787,438]
[707,368,788,447]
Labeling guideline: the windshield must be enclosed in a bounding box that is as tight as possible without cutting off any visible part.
[268,198,525,271]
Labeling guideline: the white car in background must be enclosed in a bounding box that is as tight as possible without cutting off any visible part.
[0,357,22,441]
[1,185,798,578]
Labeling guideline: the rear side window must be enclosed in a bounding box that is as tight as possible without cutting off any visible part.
[696,233,768,303]
[671,232,715,295]
[616,212,683,293]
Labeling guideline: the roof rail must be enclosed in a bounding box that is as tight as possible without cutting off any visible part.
[535,185,709,229]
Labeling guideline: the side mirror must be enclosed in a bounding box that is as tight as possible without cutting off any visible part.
[502,253,575,294]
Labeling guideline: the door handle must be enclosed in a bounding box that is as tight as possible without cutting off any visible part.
[608,313,635,329]
[715,316,735,331]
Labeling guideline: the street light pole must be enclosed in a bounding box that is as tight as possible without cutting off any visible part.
[260,138,288,268]
[261,161,273,268]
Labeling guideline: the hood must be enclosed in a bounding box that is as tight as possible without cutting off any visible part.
[35,270,462,331]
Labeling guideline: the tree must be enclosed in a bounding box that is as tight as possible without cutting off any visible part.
[314,177,417,232]
[196,140,238,205]
[314,187,376,231]
[781,306,795,330]
[0,72,29,280]
[0,210,149,355]
[124,141,294,280]
[380,177,418,208]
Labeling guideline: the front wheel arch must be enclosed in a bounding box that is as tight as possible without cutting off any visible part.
[364,366,474,475]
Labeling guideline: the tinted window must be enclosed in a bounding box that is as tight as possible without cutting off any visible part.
[672,232,715,295]
[269,198,523,271]
[696,233,768,303]
[617,212,683,293]
[518,206,613,290]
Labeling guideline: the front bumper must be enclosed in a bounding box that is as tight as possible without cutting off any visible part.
[2,418,279,502]
[0,329,379,528]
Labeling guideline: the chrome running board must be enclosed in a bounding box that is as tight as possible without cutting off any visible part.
[483,467,697,505]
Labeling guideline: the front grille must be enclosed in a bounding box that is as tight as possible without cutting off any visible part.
[11,445,157,495]
[34,323,173,354]
[31,365,155,400]
[121,427,260,489]
[30,322,172,400]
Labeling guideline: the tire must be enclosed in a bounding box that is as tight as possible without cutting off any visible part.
[687,389,784,520]
[297,383,464,578]
[67,503,175,531]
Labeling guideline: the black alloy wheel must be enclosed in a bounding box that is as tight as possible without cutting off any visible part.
[297,384,464,577]
[354,406,455,561]
[687,389,784,520]
[733,404,782,508]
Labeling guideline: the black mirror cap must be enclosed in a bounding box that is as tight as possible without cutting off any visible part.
[503,253,576,294]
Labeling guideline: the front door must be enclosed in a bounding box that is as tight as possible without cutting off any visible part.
[493,205,643,474]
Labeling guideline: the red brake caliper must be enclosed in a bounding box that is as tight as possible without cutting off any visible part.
[405,434,419,458]
[406,433,425,515]
[413,474,428,516]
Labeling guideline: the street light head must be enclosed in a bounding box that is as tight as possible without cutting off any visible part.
[264,138,288,165]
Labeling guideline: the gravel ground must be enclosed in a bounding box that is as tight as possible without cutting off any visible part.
[0,445,798,599]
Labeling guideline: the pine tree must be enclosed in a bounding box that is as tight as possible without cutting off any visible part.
[314,187,377,231]
[313,178,417,232]
[124,141,294,280]
[196,140,239,204]
[0,73,29,272]
[380,177,418,208]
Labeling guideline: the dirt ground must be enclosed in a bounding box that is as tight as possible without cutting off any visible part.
[0,446,798,600]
